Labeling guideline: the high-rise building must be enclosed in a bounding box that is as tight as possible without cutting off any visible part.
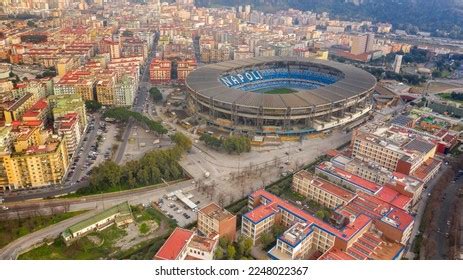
[48,94,87,134]
[149,59,172,83]
[2,129,69,189]
[177,59,197,81]
[54,113,81,158]
[114,75,136,106]
[393,54,403,74]
[366,33,375,52]
[351,35,367,55]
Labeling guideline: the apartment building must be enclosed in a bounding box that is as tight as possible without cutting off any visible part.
[242,189,377,259]
[197,203,237,241]
[114,75,136,106]
[327,155,424,206]
[0,93,35,124]
[56,56,79,77]
[315,161,382,195]
[292,170,356,209]
[95,77,116,106]
[2,131,69,189]
[177,59,197,81]
[54,70,95,101]
[149,59,172,83]
[48,94,87,134]
[242,185,414,260]
[351,123,438,176]
[54,113,81,158]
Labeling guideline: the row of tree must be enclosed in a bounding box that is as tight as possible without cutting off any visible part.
[214,236,254,260]
[103,107,167,134]
[418,154,463,259]
[76,132,191,195]
[199,134,251,154]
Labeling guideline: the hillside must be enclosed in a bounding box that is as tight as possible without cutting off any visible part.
[196,0,463,39]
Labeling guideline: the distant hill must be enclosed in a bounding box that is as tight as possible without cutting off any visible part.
[196,0,463,39]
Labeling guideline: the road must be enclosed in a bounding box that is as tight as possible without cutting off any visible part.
[0,210,99,260]
[114,32,159,164]
[403,164,449,259]
[0,179,193,259]
[433,172,463,259]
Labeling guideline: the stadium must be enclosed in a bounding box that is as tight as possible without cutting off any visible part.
[185,57,377,135]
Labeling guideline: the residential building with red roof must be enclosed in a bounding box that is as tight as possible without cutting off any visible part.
[293,170,356,209]
[241,189,380,260]
[315,161,382,195]
[242,179,414,260]
[54,113,81,158]
[154,227,218,260]
[149,59,171,83]
[22,98,49,123]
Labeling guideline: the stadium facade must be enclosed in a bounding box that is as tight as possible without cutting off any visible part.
[186,57,376,135]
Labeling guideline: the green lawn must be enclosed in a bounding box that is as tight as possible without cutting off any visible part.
[18,206,177,260]
[0,211,86,249]
[18,224,127,260]
[263,88,297,94]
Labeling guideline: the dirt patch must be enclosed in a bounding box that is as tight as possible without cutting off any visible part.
[114,221,164,252]
[87,235,103,247]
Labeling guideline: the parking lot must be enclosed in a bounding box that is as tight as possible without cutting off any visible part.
[155,186,211,226]
[66,117,119,184]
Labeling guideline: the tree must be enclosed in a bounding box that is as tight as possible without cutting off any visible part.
[170,132,192,151]
[214,248,224,260]
[85,100,102,112]
[315,210,326,220]
[149,87,163,102]
[259,232,274,249]
[226,244,236,260]
[218,237,230,249]
[217,192,225,207]
[27,20,36,28]
[103,107,167,134]
[272,223,286,238]
[238,237,253,257]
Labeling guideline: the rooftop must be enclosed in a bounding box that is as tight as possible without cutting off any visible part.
[317,162,382,194]
[67,202,132,235]
[295,170,356,200]
[199,202,235,222]
[247,189,372,241]
[154,227,194,260]
[412,158,442,181]
[376,187,412,210]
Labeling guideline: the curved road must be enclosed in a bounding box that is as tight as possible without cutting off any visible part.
[0,179,192,259]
